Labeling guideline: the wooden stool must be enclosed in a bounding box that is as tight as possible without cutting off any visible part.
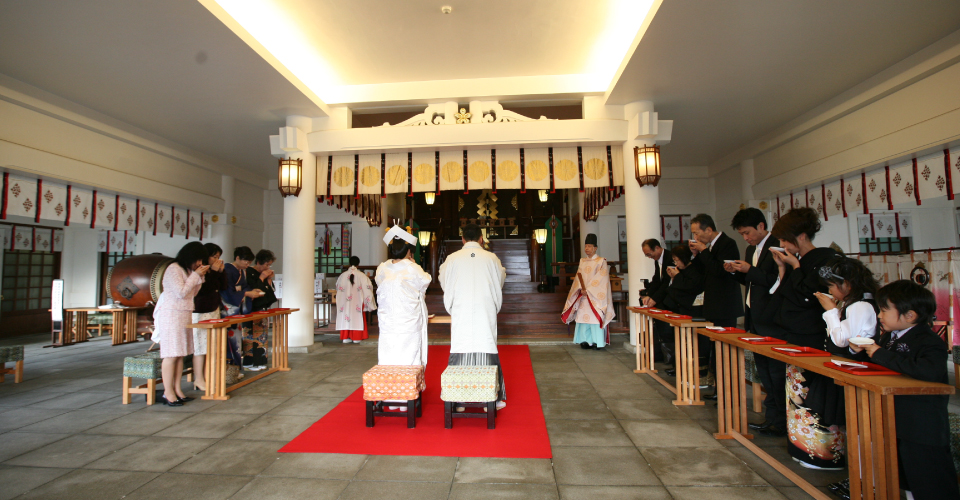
[440,365,499,429]
[362,365,424,428]
[0,345,24,383]
[122,354,163,405]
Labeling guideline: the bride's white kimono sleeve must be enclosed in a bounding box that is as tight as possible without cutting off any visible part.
[375,260,432,366]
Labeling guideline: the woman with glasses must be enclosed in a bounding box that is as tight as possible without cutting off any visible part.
[244,249,277,371]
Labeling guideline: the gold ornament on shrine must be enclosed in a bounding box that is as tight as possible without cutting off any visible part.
[455,108,472,124]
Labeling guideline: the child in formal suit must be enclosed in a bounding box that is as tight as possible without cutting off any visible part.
[849,279,959,500]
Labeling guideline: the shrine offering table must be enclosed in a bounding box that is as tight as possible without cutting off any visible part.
[697,327,955,500]
[428,315,451,324]
[628,306,712,406]
[188,308,297,401]
[55,307,145,347]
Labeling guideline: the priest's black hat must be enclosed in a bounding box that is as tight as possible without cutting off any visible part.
[585,233,598,246]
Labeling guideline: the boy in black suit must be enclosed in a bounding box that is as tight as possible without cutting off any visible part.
[849,280,959,500]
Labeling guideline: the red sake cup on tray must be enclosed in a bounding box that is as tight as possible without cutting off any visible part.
[738,336,788,345]
[824,360,900,376]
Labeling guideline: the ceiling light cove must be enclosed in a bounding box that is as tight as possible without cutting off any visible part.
[200,0,660,107]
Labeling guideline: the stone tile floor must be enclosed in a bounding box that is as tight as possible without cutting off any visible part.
[2,333,954,499]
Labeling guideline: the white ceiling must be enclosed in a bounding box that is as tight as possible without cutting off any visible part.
[0,0,322,178]
[1,0,958,181]
[607,0,960,168]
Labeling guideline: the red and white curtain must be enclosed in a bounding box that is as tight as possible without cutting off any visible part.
[1,172,208,240]
[770,149,957,225]
[97,230,138,254]
[660,215,692,242]
[0,226,64,252]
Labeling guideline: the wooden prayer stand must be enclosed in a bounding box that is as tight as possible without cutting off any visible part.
[48,306,145,347]
[188,308,296,401]
[628,306,711,406]
[697,327,955,500]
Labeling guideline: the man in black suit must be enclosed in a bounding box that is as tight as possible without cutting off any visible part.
[725,208,787,436]
[689,214,743,389]
[641,239,672,308]
[641,239,673,362]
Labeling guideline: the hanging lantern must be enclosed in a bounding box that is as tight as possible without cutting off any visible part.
[633,145,661,187]
[538,189,548,202]
[424,192,436,205]
[418,230,432,247]
[534,228,547,244]
[278,158,303,197]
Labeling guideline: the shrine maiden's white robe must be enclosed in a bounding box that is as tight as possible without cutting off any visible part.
[375,259,432,366]
[335,266,377,330]
[439,241,507,354]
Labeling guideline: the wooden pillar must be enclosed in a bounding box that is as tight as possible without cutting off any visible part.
[429,236,439,283]
[530,236,540,282]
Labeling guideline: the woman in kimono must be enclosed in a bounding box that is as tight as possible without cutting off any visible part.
[562,233,615,350]
[376,226,432,368]
[153,241,208,406]
[769,207,843,469]
[244,249,277,370]
[336,256,377,344]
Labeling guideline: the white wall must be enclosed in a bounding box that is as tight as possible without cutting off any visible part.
[60,226,99,307]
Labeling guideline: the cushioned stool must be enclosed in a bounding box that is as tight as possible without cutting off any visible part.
[0,345,24,384]
[440,365,499,429]
[122,354,162,405]
[362,365,424,428]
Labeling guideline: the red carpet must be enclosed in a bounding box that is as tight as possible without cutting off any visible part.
[279,345,551,458]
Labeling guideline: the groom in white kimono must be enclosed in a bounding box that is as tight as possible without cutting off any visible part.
[439,223,508,409]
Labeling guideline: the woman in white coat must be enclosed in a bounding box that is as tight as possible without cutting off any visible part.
[375,226,432,367]
[336,256,377,344]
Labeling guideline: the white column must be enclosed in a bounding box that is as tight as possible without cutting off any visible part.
[210,175,235,253]
[281,116,317,349]
[624,101,662,347]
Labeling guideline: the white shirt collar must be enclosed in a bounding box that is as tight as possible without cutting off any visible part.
[709,232,722,249]
[657,251,664,267]
[756,232,770,251]
[464,241,482,248]
[891,325,914,340]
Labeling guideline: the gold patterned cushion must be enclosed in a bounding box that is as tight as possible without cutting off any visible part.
[362,365,425,401]
[440,365,499,403]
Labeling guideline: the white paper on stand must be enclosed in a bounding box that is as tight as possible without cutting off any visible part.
[274,275,282,299]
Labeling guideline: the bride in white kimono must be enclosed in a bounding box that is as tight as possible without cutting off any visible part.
[335,256,377,344]
[375,226,432,367]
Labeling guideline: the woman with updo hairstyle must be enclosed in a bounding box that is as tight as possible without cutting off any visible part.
[769,207,845,470]
[375,227,432,374]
